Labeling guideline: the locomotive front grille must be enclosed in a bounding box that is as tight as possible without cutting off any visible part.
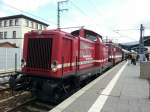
[27,38,52,69]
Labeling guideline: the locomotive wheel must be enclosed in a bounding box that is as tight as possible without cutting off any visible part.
[54,90,61,101]
[53,86,64,103]
[73,76,81,89]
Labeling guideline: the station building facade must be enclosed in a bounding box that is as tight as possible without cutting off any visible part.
[0,14,49,48]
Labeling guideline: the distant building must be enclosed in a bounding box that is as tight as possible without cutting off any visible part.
[0,14,49,48]
[0,42,18,48]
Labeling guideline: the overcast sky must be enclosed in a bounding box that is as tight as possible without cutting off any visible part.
[0,0,150,43]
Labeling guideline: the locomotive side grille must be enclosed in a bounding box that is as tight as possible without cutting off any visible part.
[27,38,52,69]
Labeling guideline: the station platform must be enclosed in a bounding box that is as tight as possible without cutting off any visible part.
[50,61,150,112]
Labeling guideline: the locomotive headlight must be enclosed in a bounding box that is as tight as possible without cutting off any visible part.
[51,60,58,72]
[52,67,57,72]
[21,58,26,68]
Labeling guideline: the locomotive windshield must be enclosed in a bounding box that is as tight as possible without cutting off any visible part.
[71,29,102,41]
[86,34,97,41]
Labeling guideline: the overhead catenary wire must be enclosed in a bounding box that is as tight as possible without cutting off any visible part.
[60,26,84,29]
[69,0,104,27]
[1,0,146,42]
[0,1,57,26]
[69,1,89,18]
[113,30,137,41]
[69,0,147,42]
[113,29,140,31]
[68,1,146,42]
[88,0,103,16]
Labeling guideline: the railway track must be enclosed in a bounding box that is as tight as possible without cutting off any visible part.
[0,72,18,100]
[0,70,108,112]
[0,71,15,78]
[0,93,55,112]
[0,71,20,85]
[0,72,55,112]
[0,91,32,112]
[0,87,16,101]
[5,97,36,112]
[0,80,17,101]
[0,84,55,112]
[6,99,55,112]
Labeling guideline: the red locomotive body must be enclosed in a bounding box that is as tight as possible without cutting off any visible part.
[22,29,103,79]
[9,28,123,103]
[106,42,122,65]
[22,30,75,78]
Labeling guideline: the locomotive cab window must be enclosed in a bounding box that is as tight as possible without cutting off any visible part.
[86,34,97,41]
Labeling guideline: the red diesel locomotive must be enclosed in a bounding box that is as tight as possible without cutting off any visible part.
[9,28,123,103]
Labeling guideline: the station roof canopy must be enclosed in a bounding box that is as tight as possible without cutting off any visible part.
[119,36,150,51]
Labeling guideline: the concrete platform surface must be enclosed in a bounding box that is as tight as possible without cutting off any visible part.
[50,61,150,112]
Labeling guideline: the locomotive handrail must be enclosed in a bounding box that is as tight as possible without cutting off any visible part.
[61,56,64,78]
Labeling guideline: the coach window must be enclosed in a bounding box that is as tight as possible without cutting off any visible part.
[0,32,3,39]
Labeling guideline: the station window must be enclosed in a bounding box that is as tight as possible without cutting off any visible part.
[0,32,3,39]
[36,23,38,29]
[43,26,47,30]
[0,21,2,27]
[4,20,7,27]
[13,31,16,38]
[31,21,34,28]
[4,31,7,39]
[9,19,13,26]
[26,20,29,27]
[40,24,42,29]
[15,19,19,26]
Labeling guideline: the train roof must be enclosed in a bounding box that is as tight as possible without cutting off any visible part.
[27,29,102,41]
[28,29,72,36]
[71,29,102,39]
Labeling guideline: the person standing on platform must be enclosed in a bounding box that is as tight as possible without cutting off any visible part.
[136,54,139,61]
[127,53,132,65]
[145,52,149,61]
[131,53,136,65]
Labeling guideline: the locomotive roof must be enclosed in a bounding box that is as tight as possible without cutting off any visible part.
[71,29,102,39]
[28,29,102,40]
